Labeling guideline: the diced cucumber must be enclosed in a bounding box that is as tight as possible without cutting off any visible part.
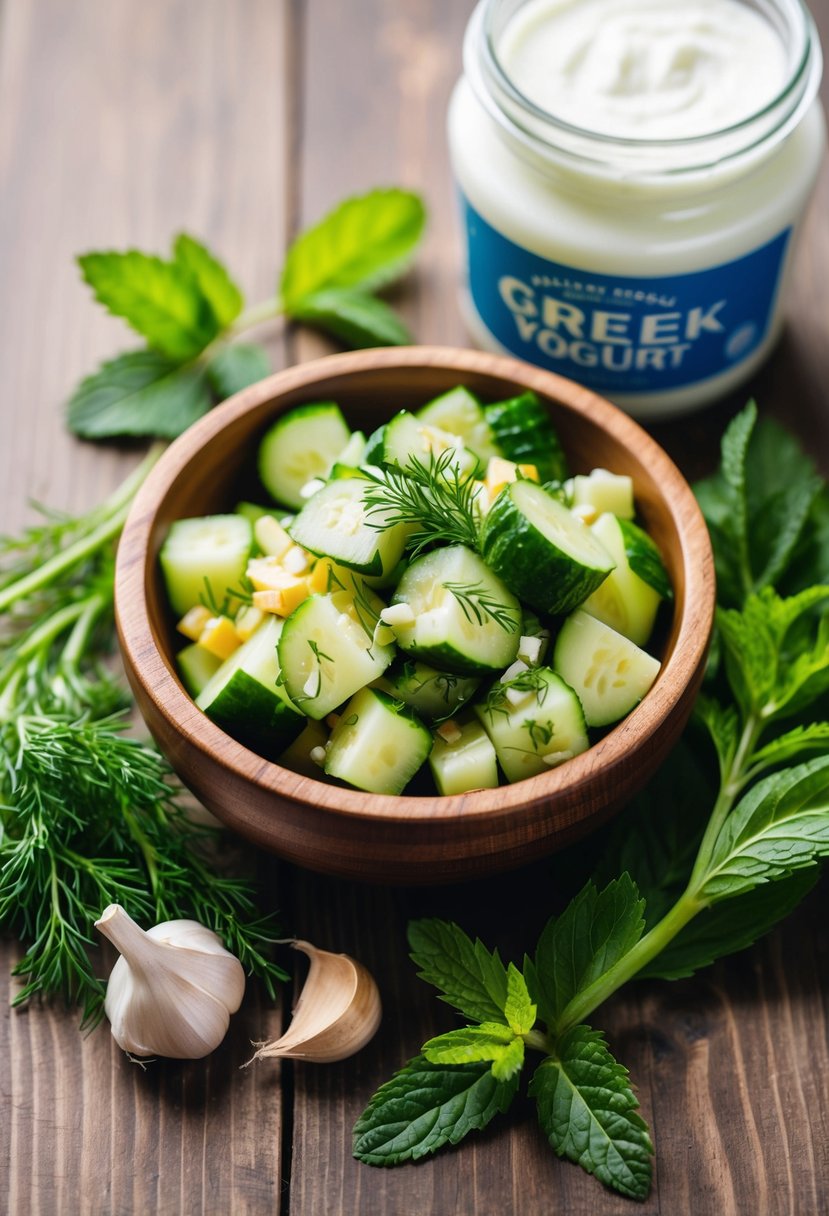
[176,643,223,697]
[618,519,673,601]
[481,480,615,615]
[474,667,589,784]
[324,687,431,795]
[288,476,409,579]
[429,718,499,795]
[417,387,500,464]
[277,718,330,779]
[277,590,395,719]
[571,469,635,520]
[379,410,479,478]
[391,545,521,675]
[258,401,351,509]
[160,514,253,617]
[235,501,270,526]
[363,422,387,464]
[333,430,366,470]
[553,609,661,727]
[373,658,480,721]
[484,391,568,483]
[582,513,663,646]
[195,616,305,755]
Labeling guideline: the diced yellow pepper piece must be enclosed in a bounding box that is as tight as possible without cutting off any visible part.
[254,514,293,559]
[247,556,300,593]
[177,604,212,642]
[252,577,310,617]
[308,556,345,594]
[484,457,540,500]
[198,615,241,660]
[234,604,265,641]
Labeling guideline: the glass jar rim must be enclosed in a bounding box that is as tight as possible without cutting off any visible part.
[468,0,823,178]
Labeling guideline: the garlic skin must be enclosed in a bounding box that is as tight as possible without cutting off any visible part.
[249,940,381,1064]
[95,904,246,1059]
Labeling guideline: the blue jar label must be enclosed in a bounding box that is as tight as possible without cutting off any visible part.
[461,194,791,395]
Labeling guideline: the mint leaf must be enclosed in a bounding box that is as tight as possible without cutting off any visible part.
[504,963,536,1035]
[530,877,645,1030]
[288,288,413,348]
[173,233,243,328]
[694,695,739,782]
[618,519,673,600]
[423,1024,524,1081]
[749,722,829,771]
[637,868,820,980]
[66,351,211,440]
[353,1054,519,1166]
[207,343,270,400]
[78,251,218,360]
[530,1025,652,1201]
[280,188,425,309]
[407,919,508,1026]
[698,755,829,900]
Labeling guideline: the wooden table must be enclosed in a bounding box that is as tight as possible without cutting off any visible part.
[1,2,828,1212]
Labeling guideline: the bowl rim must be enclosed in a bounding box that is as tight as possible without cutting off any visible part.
[116,345,715,827]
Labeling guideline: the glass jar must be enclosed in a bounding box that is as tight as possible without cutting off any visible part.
[448,0,826,419]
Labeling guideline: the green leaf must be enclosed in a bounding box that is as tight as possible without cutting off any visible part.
[749,722,829,772]
[407,919,509,1026]
[618,519,673,600]
[504,963,536,1035]
[66,351,212,440]
[207,343,271,400]
[287,287,413,347]
[530,1025,653,1201]
[172,233,243,329]
[423,1023,525,1082]
[353,1053,519,1166]
[530,876,645,1031]
[698,755,829,901]
[637,868,820,980]
[280,188,426,308]
[694,695,739,783]
[78,251,218,360]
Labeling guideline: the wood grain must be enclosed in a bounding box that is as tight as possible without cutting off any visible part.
[1,0,829,1213]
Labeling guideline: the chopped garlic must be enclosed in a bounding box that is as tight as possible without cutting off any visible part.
[304,672,321,699]
[501,659,529,683]
[436,719,463,745]
[517,635,543,665]
[283,545,310,575]
[254,514,292,559]
[300,478,326,499]
[309,746,327,768]
[177,604,212,641]
[379,603,416,627]
[542,749,574,767]
[505,685,533,708]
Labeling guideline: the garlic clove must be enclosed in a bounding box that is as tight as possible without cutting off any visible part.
[248,939,381,1064]
[96,904,246,1060]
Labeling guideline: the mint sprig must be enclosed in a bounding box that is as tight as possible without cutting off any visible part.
[356,402,829,1201]
[67,188,426,440]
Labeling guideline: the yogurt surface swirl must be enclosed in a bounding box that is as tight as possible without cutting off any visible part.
[498,0,789,141]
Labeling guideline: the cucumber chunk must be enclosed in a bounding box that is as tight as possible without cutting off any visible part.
[429,718,499,795]
[379,410,479,478]
[289,476,409,578]
[258,401,351,509]
[277,590,395,719]
[571,469,635,520]
[324,687,431,794]
[277,718,330,779]
[373,658,480,721]
[196,616,305,755]
[160,514,253,617]
[474,667,589,784]
[582,513,663,646]
[176,643,222,697]
[618,518,673,601]
[484,391,568,483]
[391,545,521,675]
[417,387,500,464]
[553,609,661,727]
[481,480,615,615]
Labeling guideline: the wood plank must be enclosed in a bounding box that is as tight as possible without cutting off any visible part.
[0,1,291,1210]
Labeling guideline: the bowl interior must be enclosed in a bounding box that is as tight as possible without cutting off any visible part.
[117,348,714,880]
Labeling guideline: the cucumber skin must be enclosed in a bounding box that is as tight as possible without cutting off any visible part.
[199,669,305,759]
[481,487,611,615]
[257,401,350,510]
[484,392,568,483]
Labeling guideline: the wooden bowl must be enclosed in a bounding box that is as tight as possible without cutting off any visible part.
[116,346,715,884]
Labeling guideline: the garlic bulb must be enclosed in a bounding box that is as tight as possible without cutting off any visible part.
[248,939,381,1064]
[95,904,246,1059]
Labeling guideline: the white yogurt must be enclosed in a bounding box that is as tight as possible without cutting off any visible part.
[449,0,826,418]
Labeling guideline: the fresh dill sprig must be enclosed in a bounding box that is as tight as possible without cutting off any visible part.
[483,669,550,719]
[361,450,481,558]
[444,580,519,633]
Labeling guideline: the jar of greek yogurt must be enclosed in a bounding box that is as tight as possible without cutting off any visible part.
[448,0,826,418]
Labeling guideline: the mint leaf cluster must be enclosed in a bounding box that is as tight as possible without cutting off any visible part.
[355,402,829,1201]
[67,189,425,440]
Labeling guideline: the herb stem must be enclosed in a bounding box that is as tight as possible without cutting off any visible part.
[231,297,283,334]
[60,592,108,668]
